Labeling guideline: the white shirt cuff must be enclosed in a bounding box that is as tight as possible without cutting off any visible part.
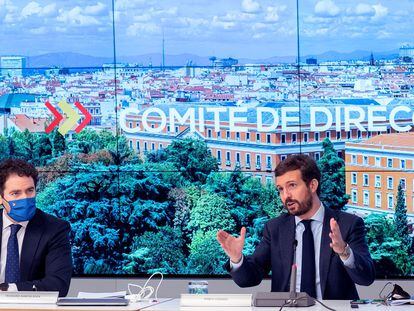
[341,247,356,269]
[229,256,244,271]
[7,283,18,292]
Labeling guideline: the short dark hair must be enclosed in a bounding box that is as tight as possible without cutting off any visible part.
[0,159,38,196]
[275,154,321,196]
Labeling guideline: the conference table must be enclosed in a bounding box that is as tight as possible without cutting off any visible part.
[143,298,413,310]
[0,297,412,310]
[0,298,172,311]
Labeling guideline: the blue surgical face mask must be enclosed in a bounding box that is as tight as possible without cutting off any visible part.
[2,197,36,222]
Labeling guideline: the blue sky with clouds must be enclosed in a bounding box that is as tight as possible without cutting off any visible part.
[0,0,412,58]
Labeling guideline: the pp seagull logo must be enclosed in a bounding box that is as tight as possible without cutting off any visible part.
[45,100,92,135]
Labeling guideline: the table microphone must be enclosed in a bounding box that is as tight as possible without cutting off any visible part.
[288,240,298,303]
[253,239,315,307]
[286,239,315,307]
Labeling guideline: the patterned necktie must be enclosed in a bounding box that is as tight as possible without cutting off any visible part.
[5,224,22,284]
[300,219,316,298]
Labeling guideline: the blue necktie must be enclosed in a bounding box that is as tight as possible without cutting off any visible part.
[300,219,316,298]
[5,224,22,284]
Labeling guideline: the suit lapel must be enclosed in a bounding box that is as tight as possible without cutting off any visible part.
[279,215,296,289]
[20,210,44,281]
[319,207,334,297]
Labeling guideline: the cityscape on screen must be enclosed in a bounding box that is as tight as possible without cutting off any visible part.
[0,0,413,277]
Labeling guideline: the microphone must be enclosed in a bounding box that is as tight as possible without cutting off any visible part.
[289,240,298,301]
[253,239,315,307]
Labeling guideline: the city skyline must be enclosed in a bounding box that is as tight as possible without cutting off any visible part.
[0,0,413,279]
[0,0,412,59]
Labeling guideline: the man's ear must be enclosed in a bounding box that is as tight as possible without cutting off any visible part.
[310,179,319,193]
[0,195,9,210]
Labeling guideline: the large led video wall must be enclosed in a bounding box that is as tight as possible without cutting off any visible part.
[0,0,413,277]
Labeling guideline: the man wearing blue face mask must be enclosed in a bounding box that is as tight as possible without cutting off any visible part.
[0,159,72,296]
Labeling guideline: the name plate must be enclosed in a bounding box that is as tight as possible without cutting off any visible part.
[180,294,252,307]
[0,291,59,304]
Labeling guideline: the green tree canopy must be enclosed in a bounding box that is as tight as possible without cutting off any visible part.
[188,192,235,234]
[187,230,228,274]
[147,138,218,184]
[318,138,349,210]
[393,182,413,274]
[124,226,185,274]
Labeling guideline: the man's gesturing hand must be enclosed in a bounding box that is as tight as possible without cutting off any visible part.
[329,218,348,257]
[216,227,246,263]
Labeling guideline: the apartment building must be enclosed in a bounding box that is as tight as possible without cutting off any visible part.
[345,132,414,220]
[122,100,413,183]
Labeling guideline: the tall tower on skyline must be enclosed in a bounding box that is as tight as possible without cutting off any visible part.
[162,30,165,70]
[369,52,375,66]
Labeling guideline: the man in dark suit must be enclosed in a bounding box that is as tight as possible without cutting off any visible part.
[217,154,375,300]
[0,159,72,296]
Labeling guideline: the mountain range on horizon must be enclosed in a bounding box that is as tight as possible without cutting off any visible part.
[7,49,400,68]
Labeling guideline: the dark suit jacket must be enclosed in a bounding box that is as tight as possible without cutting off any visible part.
[0,209,72,296]
[227,207,375,300]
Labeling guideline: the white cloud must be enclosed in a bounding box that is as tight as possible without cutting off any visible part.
[212,16,237,30]
[252,33,265,39]
[30,26,48,35]
[252,22,268,31]
[132,14,152,22]
[57,7,101,26]
[22,2,39,18]
[0,0,11,9]
[157,16,209,33]
[123,6,178,35]
[1,2,19,24]
[348,31,364,38]
[21,2,56,18]
[0,2,7,21]
[176,17,209,28]
[377,30,391,39]
[115,0,147,11]
[130,6,177,21]
[4,13,15,23]
[372,4,388,20]
[302,27,331,37]
[84,2,106,15]
[265,5,286,22]
[241,0,261,14]
[355,3,375,16]
[163,7,178,16]
[315,0,340,17]
[126,22,160,36]
[43,3,57,16]
[220,11,256,22]
[303,15,331,25]
[55,26,67,32]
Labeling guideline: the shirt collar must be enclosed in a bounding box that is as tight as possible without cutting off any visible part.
[294,203,325,226]
[2,208,29,230]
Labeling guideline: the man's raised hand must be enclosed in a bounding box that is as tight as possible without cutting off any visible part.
[216,227,246,263]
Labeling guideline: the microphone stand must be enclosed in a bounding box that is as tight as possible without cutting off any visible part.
[253,240,315,307]
[286,239,315,307]
[287,240,299,306]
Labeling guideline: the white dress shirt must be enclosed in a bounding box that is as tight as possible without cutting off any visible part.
[231,204,355,299]
[1,209,29,291]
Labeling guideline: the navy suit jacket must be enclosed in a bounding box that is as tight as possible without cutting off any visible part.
[0,209,72,296]
[227,207,375,300]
